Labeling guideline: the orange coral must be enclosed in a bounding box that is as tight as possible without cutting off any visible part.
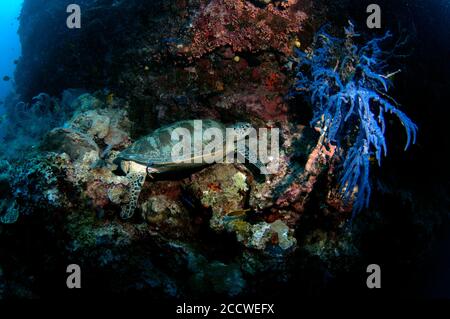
[264,72,284,91]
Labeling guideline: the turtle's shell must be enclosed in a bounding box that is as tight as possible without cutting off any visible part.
[117,119,229,167]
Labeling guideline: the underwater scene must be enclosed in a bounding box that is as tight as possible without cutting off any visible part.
[0,0,449,309]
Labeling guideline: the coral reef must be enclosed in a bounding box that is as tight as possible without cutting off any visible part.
[187,164,298,253]
[0,91,344,297]
[13,0,311,138]
[2,0,444,302]
[184,0,307,59]
[0,91,77,159]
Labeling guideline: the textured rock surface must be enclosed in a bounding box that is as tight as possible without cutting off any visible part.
[0,93,348,297]
[15,0,313,139]
[41,128,100,161]
[0,0,374,299]
[2,0,446,300]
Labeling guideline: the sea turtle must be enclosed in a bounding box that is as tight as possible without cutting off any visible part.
[115,119,265,219]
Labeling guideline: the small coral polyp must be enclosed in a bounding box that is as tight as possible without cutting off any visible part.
[290,23,417,215]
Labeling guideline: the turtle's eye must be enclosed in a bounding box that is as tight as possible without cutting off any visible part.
[146,161,154,175]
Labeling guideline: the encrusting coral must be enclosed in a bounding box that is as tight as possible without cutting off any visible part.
[184,0,307,59]
[0,90,344,290]
[0,2,413,298]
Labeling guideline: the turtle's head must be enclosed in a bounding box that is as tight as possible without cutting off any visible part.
[119,159,132,174]
[118,159,150,175]
[232,122,253,139]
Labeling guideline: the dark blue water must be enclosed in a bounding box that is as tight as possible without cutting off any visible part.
[0,0,22,107]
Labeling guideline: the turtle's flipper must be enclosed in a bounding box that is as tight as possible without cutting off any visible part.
[121,172,146,219]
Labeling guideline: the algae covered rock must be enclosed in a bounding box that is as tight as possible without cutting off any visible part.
[0,90,351,298]
[41,128,99,161]
[229,219,297,252]
[67,106,131,150]
[70,93,105,112]
[70,110,111,139]
[186,164,249,232]
[141,194,195,240]
[186,163,298,253]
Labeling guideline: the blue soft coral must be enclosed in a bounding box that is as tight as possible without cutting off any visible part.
[290,23,417,216]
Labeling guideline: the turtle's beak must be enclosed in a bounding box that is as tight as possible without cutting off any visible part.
[119,160,130,174]
[146,166,158,177]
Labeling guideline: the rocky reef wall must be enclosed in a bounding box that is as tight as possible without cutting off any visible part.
[15,0,314,136]
[0,91,353,298]
[4,0,355,298]
[2,0,448,300]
